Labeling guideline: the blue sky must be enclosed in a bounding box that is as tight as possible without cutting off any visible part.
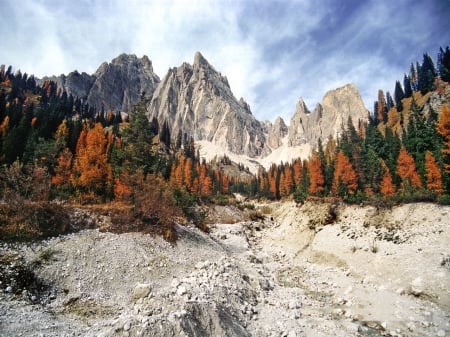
[0,0,449,122]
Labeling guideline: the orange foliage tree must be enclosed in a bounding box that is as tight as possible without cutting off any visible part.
[380,166,396,196]
[307,152,324,195]
[51,148,73,188]
[424,151,443,194]
[71,123,112,199]
[332,150,358,196]
[396,146,422,191]
[438,104,450,175]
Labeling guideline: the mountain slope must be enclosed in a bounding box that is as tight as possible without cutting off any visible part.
[40,54,160,113]
[147,52,269,158]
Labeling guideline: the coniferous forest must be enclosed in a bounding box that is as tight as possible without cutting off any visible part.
[1,46,450,240]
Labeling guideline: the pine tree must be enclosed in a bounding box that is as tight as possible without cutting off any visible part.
[418,53,437,94]
[394,80,405,112]
[437,46,450,83]
[403,74,413,98]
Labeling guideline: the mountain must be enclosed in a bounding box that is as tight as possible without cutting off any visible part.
[40,54,160,113]
[287,84,369,148]
[38,52,369,164]
[147,52,269,158]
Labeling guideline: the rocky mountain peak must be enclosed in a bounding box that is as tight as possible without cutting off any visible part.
[148,52,268,157]
[287,84,369,148]
[267,116,288,149]
[193,51,209,67]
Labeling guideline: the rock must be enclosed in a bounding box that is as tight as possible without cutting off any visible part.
[147,52,269,158]
[40,54,160,113]
[132,283,152,300]
[410,277,423,296]
[437,329,445,337]
[288,84,368,148]
[177,285,187,296]
[123,321,131,331]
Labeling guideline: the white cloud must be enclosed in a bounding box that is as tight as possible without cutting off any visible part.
[1,0,448,123]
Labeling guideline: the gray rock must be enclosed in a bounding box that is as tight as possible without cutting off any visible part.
[132,283,152,300]
[288,84,369,148]
[147,51,269,158]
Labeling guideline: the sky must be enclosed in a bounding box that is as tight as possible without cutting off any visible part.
[0,0,449,122]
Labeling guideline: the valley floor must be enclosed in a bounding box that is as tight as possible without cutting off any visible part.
[0,201,449,337]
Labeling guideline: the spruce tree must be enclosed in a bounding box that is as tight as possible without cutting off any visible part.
[403,74,413,98]
[438,46,450,83]
[394,81,405,112]
[418,53,437,94]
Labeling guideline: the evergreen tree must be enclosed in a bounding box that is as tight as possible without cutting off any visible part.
[417,53,437,94]
[121,94,156,174]
[386,91,394,111]
[394,80,405,112]
[437,46,450,83]
[403,74,413,98]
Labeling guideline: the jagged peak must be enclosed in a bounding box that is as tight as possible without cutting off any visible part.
[294,98,310,115]
[274,116,287,127]
[193,51,208,67]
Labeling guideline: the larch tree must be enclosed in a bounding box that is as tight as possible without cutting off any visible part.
[380,166,396,196]
[51,147,73,189]
[424,151,443,194]
[438,104,450,175]
[307,152,325,195]
[396,146,422,191]
[332,150,358,196]
[71,123,112,198]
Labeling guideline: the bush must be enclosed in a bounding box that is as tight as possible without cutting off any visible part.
[0,201,71,240]
[437,194,450,205]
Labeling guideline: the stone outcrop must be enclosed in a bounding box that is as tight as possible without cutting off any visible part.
[147,52,269,157]
[265,117,288,149]
[40,54,160,113]
[288,84,369,148]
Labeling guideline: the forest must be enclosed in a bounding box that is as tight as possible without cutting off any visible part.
[0,46,450,239]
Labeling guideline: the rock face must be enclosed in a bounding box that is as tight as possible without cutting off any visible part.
[266,117,288,149]
[39,52,370,161]
[40,54,160,113]
[288,84,369,148]
[88,54,160,113]
[147,52,269,157]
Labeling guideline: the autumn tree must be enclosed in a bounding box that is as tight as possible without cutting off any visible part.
[396,146,422,192]
[332,150,358,196]
[51,148,73,190]
[438,104,450,177]
[380,166,396,197]
[71,123,112,200]
[307,152,324,195]
[424,151,443,194]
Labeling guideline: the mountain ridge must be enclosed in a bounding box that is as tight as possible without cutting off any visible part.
[37,52,370,165]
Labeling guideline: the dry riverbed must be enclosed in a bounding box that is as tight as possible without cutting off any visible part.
[0,201,449,337]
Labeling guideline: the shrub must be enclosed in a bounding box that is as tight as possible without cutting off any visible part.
[0,201,71,240]
[437,194,450,205]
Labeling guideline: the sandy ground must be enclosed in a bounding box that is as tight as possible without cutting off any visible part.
[0,201,449,337]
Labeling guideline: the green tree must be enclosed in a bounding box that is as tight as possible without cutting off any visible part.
[437,46,450,83]
[418,53,437,94]
[394,80,405,112]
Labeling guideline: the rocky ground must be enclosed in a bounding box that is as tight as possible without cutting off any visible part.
[0,201,449,337]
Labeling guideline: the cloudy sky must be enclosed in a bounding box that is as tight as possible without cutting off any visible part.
[1,0,449,121]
